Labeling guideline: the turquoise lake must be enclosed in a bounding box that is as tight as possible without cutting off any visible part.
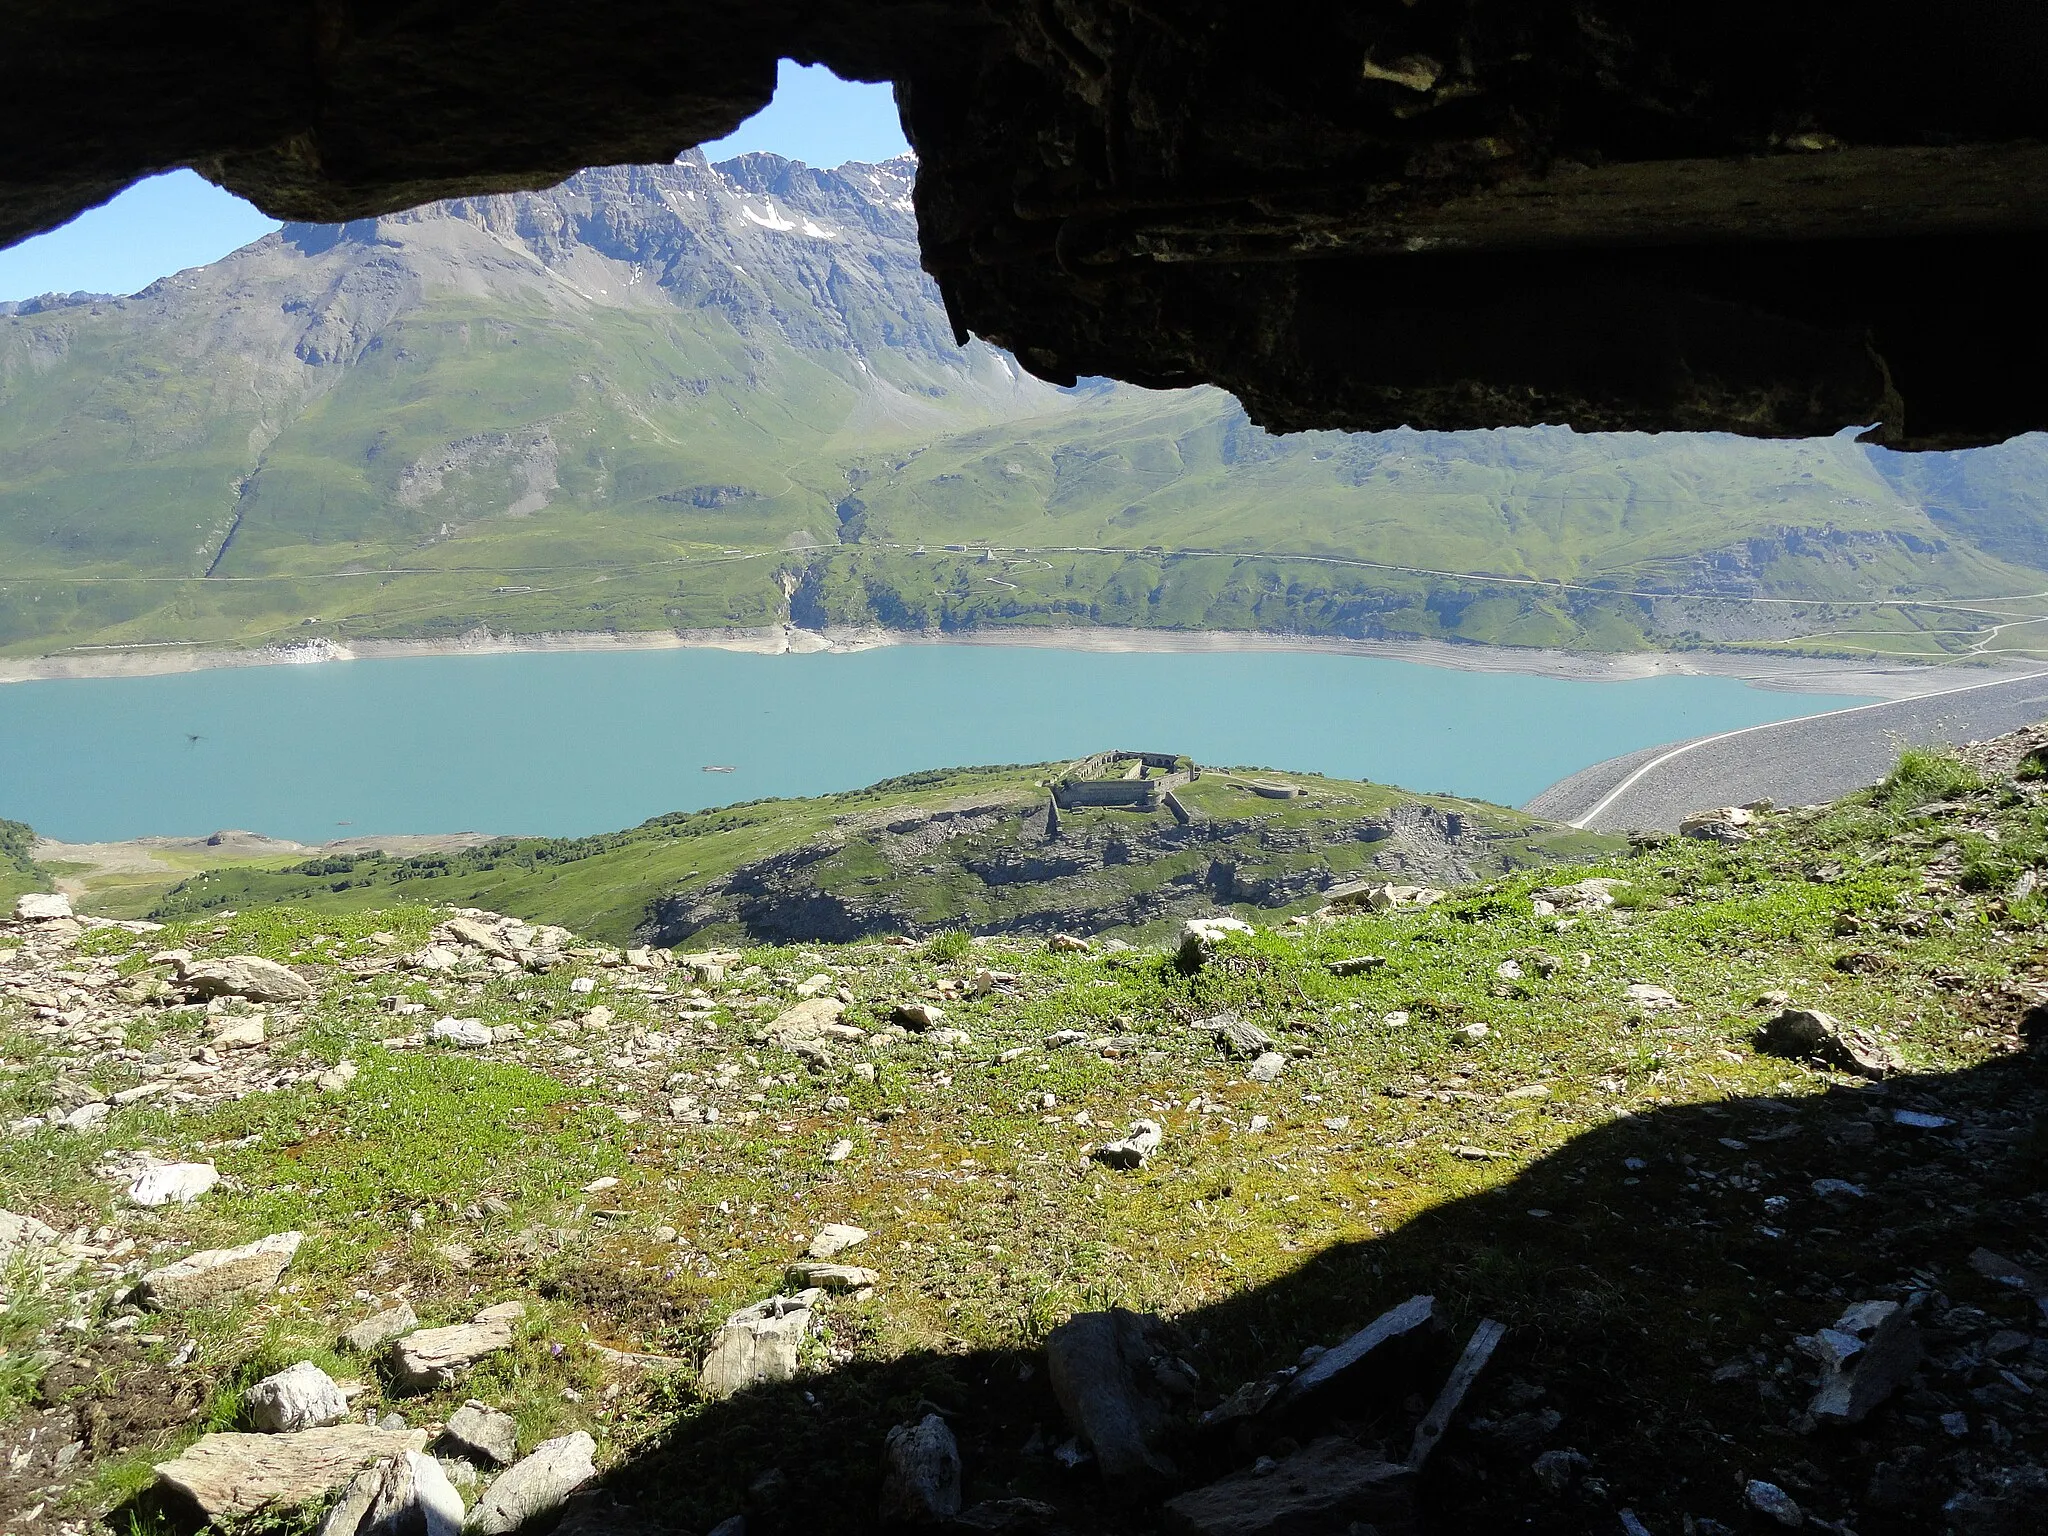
[0,646,1864,844]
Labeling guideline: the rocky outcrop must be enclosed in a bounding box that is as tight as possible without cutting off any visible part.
[646,795,1530,946]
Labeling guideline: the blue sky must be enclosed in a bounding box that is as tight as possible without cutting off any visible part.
[0,62,907,304]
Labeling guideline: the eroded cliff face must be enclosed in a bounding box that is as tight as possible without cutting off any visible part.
[7,3,2048,445]
[644,795,1522,946]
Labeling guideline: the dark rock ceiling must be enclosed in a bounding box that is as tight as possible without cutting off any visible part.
[7,1,2048,448]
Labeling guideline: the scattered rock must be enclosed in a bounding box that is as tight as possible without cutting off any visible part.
[342,1300,419,1354]
[153,1425,429,1521]
[127,1161,219,1207]
[1680,807,1757,844]
[1091,1119,1162,1170]
[1802,1298,1922,1425]
[15,892,73,920]
[1044,1309,1185,1488]
[136,1230,304,1308]
[1177,917,1255,968]
[698,1295,815,1399]
[1744,1478,1803,1526]
[212,1017,267,1049]
[1754,1008,1901,1078]
[1198,1012,1272,1059]
[1246,1052,1287,1083]
[464,1432,597,1536]
[178,955,317,1003]
[1162,1437,1414,1536]
[1969,1248,2048,1318]
[430,1017,492,1048]
[880,1413,961,1524]
[1530,878,1624,915]
[824,1138,855,1163]
[1272,1294,1443,1418]
[1530,1448,1590,1494]
[893,1003,944,1030]
[245,1361,351,1433]
[786,1261,877,1293]
[1625,982,1679,1011]
[385,1301,525,1393]
[440,1403,519,1467]
[1407,1319,1506,1468]
[807,1223,869,1259]
[1326,955,1386,976]
[316,1059,360,1093]
[0,1207,58,1251]
[768,997,846,1047]
[360,1450,465,1536]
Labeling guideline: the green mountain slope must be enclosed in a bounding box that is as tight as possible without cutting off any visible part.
[142,762,1620,946]
[6,152,2048,659]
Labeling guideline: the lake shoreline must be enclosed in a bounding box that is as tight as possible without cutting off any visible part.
[0,623,2007,698]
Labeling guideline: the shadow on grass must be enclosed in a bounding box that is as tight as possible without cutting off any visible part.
[115,1050,2047,1536]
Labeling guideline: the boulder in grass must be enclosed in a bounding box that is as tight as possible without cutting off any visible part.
[341,1299,418,1354]
[385,1302,525,1394]
[440,1403,519,1467]
[178,955,315,1003]
[136,1231,303,1309]
[880,1415,961,1524]
[318,1450,464,1536]
[698,1295,815,1400]
[1163,1438,1414,1536]
[128,1162,219,1208]
[153,1425,428,1522]
[1755,1007,1901,1079]
[14,892,72,921]
[1044,1309,1185,1490]
[1177,917,1254,969]
[0,1208,60,1252]
[1091,1120,1163,1170]
[463,1432,596,1535]
[244,1361,350,1433]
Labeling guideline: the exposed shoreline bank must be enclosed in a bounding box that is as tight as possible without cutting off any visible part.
[0,622,2014,699]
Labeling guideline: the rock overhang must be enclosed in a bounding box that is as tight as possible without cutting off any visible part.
[6,0,2048,447]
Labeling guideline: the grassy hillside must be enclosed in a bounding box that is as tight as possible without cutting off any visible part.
[0,817,48,908]
[138,763,1621,945]
[2,744,2041,1536]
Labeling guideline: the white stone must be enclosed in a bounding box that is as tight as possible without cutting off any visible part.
[0,1207,59,1252]
[880,1414,961,1523]
[698,1296,814,1399]
[14,892,72,920]
[808,1223,869,1259]
[128,1162,219,1207]
[1743,1480,1803,1527]
[463,1432,596,1535]
[180,955,315,1002]
[385,1302,524,1393]
[137,1231,304,1308]
[155,1427,429,1521]
[1247,1052,1287,1083]
[431,1017,492,1048]
[244,1361,350,1433]
[1178,916,1255,967]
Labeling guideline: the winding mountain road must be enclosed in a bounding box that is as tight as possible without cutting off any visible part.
[1527,670,2048,831]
